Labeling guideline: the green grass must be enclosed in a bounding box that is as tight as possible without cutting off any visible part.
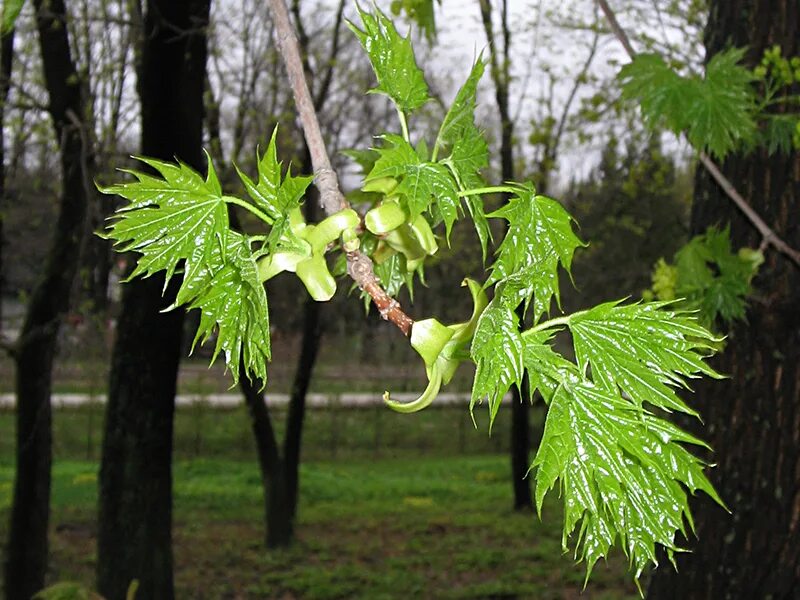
[0,456,641,599]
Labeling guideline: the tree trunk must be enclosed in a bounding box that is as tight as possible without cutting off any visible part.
[96,1,209,598]
[0,29,13,334]
[239,372,294,548]
[239,0,343,543]
[284,196,322,521]
[4,1,92,597]
[647,1,800,597]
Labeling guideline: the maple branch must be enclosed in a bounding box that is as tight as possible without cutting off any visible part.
[597,0,800,269]
[267,0,415,335]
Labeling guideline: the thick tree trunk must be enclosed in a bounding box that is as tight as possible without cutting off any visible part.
[4,1,92,598]
[96,1,209,598]
[647,1,800,597]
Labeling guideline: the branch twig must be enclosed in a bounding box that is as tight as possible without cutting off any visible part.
[267,0,414,336]
[597,0,800,268]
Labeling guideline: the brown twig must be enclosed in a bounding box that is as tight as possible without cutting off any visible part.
[267,0,415,335]
[597,0,800,269]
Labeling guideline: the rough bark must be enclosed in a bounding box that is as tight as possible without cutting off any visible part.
[4,1,92,597]
[647,1,800,597]
[478,0,534,511]
[96,1,210,598]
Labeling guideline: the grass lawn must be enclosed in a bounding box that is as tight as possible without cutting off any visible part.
[0,455,642,599]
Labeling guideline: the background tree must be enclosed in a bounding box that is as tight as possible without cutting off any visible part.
[96,1,210,598]
[3,0,94,597]
[647,0,800,595]
[0,22,13,334]
[478,0,534,511]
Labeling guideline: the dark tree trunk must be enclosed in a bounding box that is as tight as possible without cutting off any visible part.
[284,193,322,521]
[232,0,342,546]
[479,0,533,511]
[647,1,800,597]
[4,1,92,597]
[0,29,13,334]
[96,1,210,599]
[239,372,294,548]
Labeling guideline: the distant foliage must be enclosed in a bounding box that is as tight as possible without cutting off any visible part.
[645,227,763,330]
[619,48,758,159]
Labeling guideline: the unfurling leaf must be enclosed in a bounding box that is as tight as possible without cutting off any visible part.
[488,184,585,322]
[347,4,430,113]
[439,58,491,259]
[367,134,460,233]
[236,127,314,254]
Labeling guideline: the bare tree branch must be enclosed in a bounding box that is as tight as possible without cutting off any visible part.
[267,0,414,336]
[597,0,800,268]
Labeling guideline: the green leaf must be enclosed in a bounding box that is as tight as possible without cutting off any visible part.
[469,298,523,425]
[463,192,491,263]
[390,0,438,42]
[522,329,579,405]
[619,53,691,133]
[686,48,758,158]
[438,59,491,259]
[449,126,491,258]
[761,114,800,155]
[236,128,314,253]
[532,380,722,585]
[488,185,584,322]
[347,4,430,113]
[2,0,24,34]
[395,161,459,229]
[619,49,757,159]
[367,134,459,229]
[100,153,229,296]
[436,57,486,151]
[373,252,414,299]
[449,125,489,190]
[188,231,270,385]
[367,134,420,180]
[101,153,274,385]
[567,300,723,415]
[670,227,762,328]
